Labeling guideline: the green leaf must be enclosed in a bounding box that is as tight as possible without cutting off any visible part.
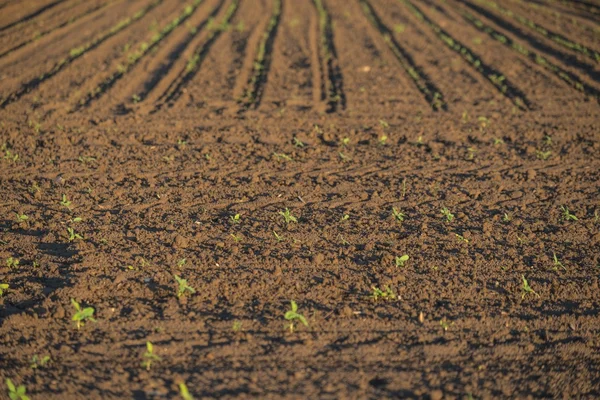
[6,379,15,392]
[290,300,297,312]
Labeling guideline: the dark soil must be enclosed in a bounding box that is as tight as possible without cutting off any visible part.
[1,0,599,399]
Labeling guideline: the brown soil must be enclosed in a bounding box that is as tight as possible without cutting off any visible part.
[1,0,599,399]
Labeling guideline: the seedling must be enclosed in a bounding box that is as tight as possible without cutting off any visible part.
[279,208,297,224]
[560,206,578,221]
[60,194,72,209]
[521,275,539,299]
[6,257,19,268]
[341,214,350,222]
[179,383,194,400]
[0,283,8,296]
[552,252,566,271]
[284,300,308,333]
[30,355,50,369]
[502,213,512,222]
[177,258,187,268]
[15,213,28,222]
[273,230,284,242]
[67,227,83,242]
[230,233,242,242]
[441,207,454,222]
[5,379,29,400]
[338,152,350,161]
[395,255,409,267]
[293,137,305,147]
[371,286,396,301]
[392,207,405,223]
[230,214,241,224]
[71,298,96,330]
[341,137,350,146]
[174,275,196,298]
[536,150,551,160]
[273,152,293,161]
[141,341,161,370]
[232,321,243,332]
[78,156,96,164]
[440,319,453,331]
[378,135,388,146]
[455,233,469,244]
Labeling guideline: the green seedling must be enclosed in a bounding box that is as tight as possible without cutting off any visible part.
[230,213,241,224]
[378,135,388,146]
[371,286,396,301]
[502,213,512,222]
[493,137,504,145]
[455,233,469,244]
[279,208,297,224]
[341,137,350,146]
[78,156,96,164]
[273,152,293,161]
[273,230,284,242]
[6,379,29,400]
[230,233,242,242]
[293,137,305,147]
[552,252,566,271]
[67,227,83,242]
[6,257,19,269]
[71,298,96,330]
[69,217,83,223]
[177,258,187,268]
[521,275,539,299]
[15,213,28,222]
[232,320,243,332]
[284,300,308,333]
[60,194,72,209]
[338,151,350,162]
[30,355,50,369]
[179,382,194,400]
[392,207,405,223]
[440,319,453,331]
[536,150,551,160]
[560,206,578,221]
[174,275,196,298]
[341,214,350,222]
[441,207,454,222]
[141,341,161,370]
[395,255,409,267]
[0,283,8,296]
[28,182,40,194]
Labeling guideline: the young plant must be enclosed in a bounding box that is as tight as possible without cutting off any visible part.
[15,213,28,223]
[5,379,29,400]
[174,275,196,298]
[232,320,243,332]
[440,319,453,331]
[552,252,566,271]
[293,137,305,148]
[273,230,284,242]
[340,213,350,222]
[71,298,96,330]
[441,207,454,222]
[560,206,578,221]
[395,255,409,267]
[230,214,241,224]
[279,208,297,224]
[5,257,19,268]
[392,207,405,223]
[230,233,242,242]
[0,283,8,296]
[284,300,308,333]
[371,286,396,301]
[60,194,72,209]
[455,233,469,244]
[30,355,50,369]
[179,383,194,400]
[521,275,540,299]
[67,227,83,242]
[141,341,161,370]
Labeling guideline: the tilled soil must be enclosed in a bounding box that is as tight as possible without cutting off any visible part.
[1,0,599,399]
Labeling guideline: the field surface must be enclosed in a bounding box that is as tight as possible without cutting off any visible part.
[0,0,599,398]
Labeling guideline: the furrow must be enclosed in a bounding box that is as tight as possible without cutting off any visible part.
[312,0,345,112]
[0,0,65,34]
[457,8,600,100]
[238,0,282,109]
[73,0,207,110]
[0,0,163,109]
[473,0,600,62]
[358,0,446,111]
[400,0,530,109]
[0,0,114,60]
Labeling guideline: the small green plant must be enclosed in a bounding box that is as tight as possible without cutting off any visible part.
[5,379,29,400]
[30,355,50,369]
[395,255,409,267]
[0,283,8,296]
[378,135,388,145]
[284,300,308,333]
[141,341,161,370]
[440,319,453,331]
[179,382,194,400]
[521,275,539,299]
[60,194,72,209]
[273,230,284,242]
[552,252,566,271]
[230,213,241,224]
[392,207,405,223]
[6,257,19,268]
[371,286,396,301]
[536,150,551,160]
[279,208,297,224]
[230,233,242,242]
[232,320,243,332]
[71,298,96,330]
[455,233,469,244]
[560,206,578,221]
[15,213,28,223]
[441,207,454,222]
[341,214,350,222]
[67,227,83,241]
[174,275,196,298]
[177,258,187,268]
[293,137,305,147]
[502,213,512,222]
[273,152,293,161]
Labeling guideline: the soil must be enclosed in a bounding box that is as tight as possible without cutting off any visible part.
[1,0,599,399]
